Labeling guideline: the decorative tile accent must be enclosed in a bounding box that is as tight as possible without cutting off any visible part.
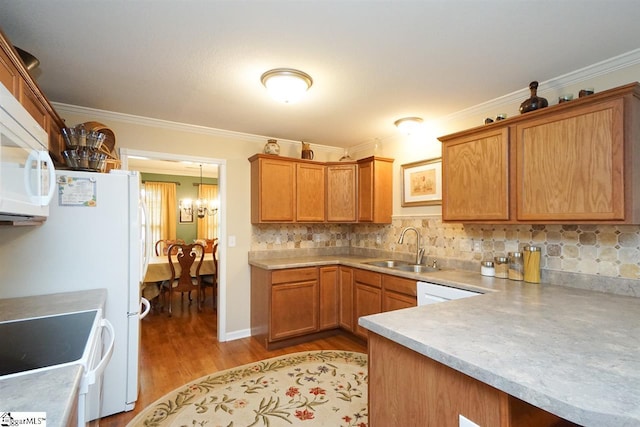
[250,216,640,280]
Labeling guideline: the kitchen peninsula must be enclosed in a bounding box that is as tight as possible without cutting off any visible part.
[250,255,640,427]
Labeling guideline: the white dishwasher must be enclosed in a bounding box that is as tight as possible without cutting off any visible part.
[417,281,481,305]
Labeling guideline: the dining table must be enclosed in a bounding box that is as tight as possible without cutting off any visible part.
[142,253,216,300]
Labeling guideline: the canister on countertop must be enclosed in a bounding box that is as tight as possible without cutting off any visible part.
[481,261,495,277]
[494,256,509,278]
[508,251,524,281]
[523,246,541,283]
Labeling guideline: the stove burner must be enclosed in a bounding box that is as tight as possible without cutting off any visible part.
[0,310,98,376]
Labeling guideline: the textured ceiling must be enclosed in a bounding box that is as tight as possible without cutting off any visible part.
[2,1,640,149]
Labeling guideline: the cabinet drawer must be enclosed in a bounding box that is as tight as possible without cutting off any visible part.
[272,267,318,284]
[354,268,382,288]
[383,274,417,297]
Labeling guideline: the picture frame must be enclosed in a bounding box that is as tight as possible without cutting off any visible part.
[179,206,193,223]
[401,157,442,207]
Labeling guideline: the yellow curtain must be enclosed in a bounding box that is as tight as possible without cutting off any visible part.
[144,182,177,246]
[197,184,219,240]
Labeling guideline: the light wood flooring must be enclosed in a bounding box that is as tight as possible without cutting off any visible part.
[97,292,367,427]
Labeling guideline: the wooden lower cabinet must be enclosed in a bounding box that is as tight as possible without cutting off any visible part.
[382,274,417,311]
[353,269,382,339]
[338,266,354,331]
[369,333,576,427]
[251,265,420,347]
[382,290,416,311]
[251,266,319,347]
[318,266,339,330]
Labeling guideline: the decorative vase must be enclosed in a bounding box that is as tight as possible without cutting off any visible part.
[519,81,548,114]
[301,141,314,159]
[263,139,280,155]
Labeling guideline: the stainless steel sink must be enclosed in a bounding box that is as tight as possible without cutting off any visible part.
[364,260,409,268]
[393,264,440,273]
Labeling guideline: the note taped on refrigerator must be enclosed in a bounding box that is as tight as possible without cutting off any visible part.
[57,175,97,207]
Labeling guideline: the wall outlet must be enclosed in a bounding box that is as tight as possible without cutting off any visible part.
[376,235,382,245]
[459,414,480,427]
[473,240,482,252]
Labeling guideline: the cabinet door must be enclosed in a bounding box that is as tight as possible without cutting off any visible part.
[251,157,296,223]
[319,266,339,330]
[338,266,354,331]
[270,280,319,341]
[383,290,416,312]
[357,157,393,223]
[516,99,625,221]
[441,127,510,221]
[353,269,382,339]
[47,116,64,165]
[0,44,19,95]
[327,164,357,222]
[296,162,326,222]
[18,80,47,129]
[382,273,417,311]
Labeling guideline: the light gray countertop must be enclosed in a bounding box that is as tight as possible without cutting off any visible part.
[250,255,640,427]
[0,289,107,427]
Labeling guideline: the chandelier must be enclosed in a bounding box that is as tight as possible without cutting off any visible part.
[179,165,218,218]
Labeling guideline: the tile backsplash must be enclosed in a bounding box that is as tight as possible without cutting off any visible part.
[251,216,640,281]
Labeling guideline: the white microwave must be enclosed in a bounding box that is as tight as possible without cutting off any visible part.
[0,82,55,222]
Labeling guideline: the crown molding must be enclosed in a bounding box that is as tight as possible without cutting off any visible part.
[435,48,640,126]
[53,102,343,154]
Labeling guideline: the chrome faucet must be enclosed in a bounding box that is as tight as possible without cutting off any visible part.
[398,227,425,265]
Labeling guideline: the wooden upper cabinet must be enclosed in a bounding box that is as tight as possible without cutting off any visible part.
[19,80,48,129]
[250,155,394,224]
[441,127,510,221]
[439,82,640,224]
[0,29,66,166]
[296,162,326,222]
[516,98,625,221]
[357,156,394,223]
[251,155,296,223]
[326,163,357,222]
[0,42,19,95]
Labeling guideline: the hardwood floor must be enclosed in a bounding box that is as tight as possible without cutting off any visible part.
[97,293,367,427]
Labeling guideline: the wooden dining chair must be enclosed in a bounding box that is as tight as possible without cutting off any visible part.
[154,239,185,256]
[160,243,205,316]
[201,242,218,310]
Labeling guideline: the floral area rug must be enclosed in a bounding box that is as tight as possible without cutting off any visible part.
[127,350,368,427]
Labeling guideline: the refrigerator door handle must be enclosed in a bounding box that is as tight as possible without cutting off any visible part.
[140,199,151,281]
[139,297,151,319]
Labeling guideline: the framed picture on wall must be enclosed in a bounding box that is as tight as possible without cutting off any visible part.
[179,206,193,223]
[401,157,442,207]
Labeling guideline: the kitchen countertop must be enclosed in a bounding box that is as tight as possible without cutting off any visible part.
[0,289,107,427]
[250,255,640,427]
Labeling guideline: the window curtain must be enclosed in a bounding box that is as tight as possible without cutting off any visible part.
[197,184,218,240]
[143,182,177,247]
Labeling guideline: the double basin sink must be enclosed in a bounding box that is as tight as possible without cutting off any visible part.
[363,259,440,273]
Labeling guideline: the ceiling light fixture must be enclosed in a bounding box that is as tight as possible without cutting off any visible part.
[261,68,313,104]
[180,165,218,219]
[394,117,424,135]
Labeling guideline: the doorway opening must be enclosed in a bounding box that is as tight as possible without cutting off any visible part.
[120,148,229,341]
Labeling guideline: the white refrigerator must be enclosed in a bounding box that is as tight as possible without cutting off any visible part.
[0,169,150,419]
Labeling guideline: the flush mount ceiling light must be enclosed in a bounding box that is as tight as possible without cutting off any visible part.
[261,68,313,104]
[394,117,424,135]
